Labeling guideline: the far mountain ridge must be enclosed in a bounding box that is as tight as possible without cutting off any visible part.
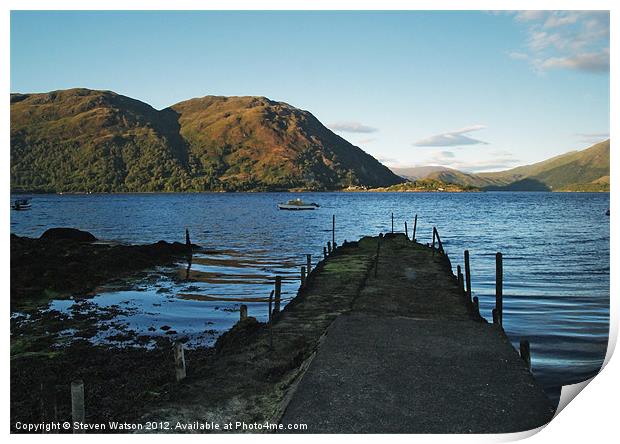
[392,139,610,192]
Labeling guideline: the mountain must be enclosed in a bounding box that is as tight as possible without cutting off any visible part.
[399,140,610,192]
[390,166,452,181]
[10,89,403,192]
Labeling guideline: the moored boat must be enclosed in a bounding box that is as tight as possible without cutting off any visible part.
[277,198,320,211]
[11,199,32,211]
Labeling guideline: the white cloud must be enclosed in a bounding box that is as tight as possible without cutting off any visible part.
[414,125,488,147]
[509,51,529,60]
[425,149,521,173]
[358,137,376,144]
[509,11,609,74]
[576,132,609,144]
[328,121,378,133]
[541,49,609,73]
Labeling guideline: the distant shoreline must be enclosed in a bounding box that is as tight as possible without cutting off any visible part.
[10,189,610,195]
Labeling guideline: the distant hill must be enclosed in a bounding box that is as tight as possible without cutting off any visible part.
[395,140,610,192]
[10,88,403,192]
[391,166,452,181]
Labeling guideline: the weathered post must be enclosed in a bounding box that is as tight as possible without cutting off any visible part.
[274,276,282,314]
[185,228,190,247]
[301,266,306,287]
[464,250,472,303]
[496,252,503,325]
[457,265,464,296]
[405,221,408,238]
[268,290,274,323]
[520,339,531,370]
[71,380,85,432]
[323,246,327,260]
[306,254,312,274]
[432,227,436,255]
[492,308,498,324]
[327,241,332,255]
[391,213,394,233]
[174,341,186,381]
[412,214,418,242]
[268,290,274,350]
[332,214,336,247]
[239,304,248,321]
[473,296,480,317]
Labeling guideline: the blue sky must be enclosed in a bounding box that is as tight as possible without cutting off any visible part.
[10,11,610,172]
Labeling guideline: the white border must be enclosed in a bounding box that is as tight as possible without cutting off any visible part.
[3,1,617,443]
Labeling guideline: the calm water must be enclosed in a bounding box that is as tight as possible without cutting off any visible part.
[10,192,610,402]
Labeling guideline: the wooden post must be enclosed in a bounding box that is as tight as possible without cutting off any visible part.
[496,252,503,325]
[268,290,274,349]
[492,308,498,324]
[71,380,85,432]
[473,296,480,317]
[432,227,436,255]
[323,246,327,260]
[412,214,418,242]
[391,213,394,233]
[327,241,332,254]
[239,304,248,320]
[306,254,312,274]
[301,266,306,287]
[174,341,186,381]
[268,290,274,323]
[520,339,531,370]
[464,250,472,303]
[457,265,464,295]
[274,276,282,313]
[405,221,408,239]
[185,228,190,247]
[332,214,335,247]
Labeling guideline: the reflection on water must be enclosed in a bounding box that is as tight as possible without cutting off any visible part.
[11,191,609,403]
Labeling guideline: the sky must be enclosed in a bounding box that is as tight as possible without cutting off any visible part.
[10,10,610,172]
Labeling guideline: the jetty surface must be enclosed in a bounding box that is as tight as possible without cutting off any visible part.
[143,232,554,434]
[280,233,554,433]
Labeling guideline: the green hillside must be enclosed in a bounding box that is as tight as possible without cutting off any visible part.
[420,140,610,192]
[10,89,403,192]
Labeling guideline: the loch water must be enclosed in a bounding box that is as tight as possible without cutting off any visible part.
[10,191,610,403]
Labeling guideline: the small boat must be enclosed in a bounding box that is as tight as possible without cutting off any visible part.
[277,198,320,211]
[11,198,32,210]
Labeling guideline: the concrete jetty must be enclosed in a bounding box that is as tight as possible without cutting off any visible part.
[142,231,554,434]
[280,233,555,433]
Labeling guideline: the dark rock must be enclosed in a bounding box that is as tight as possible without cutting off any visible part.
[214,317,262,355]
[40,227,97,242]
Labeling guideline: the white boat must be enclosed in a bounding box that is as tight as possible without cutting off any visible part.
[277,198,320,211]
[11,198,31,210]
